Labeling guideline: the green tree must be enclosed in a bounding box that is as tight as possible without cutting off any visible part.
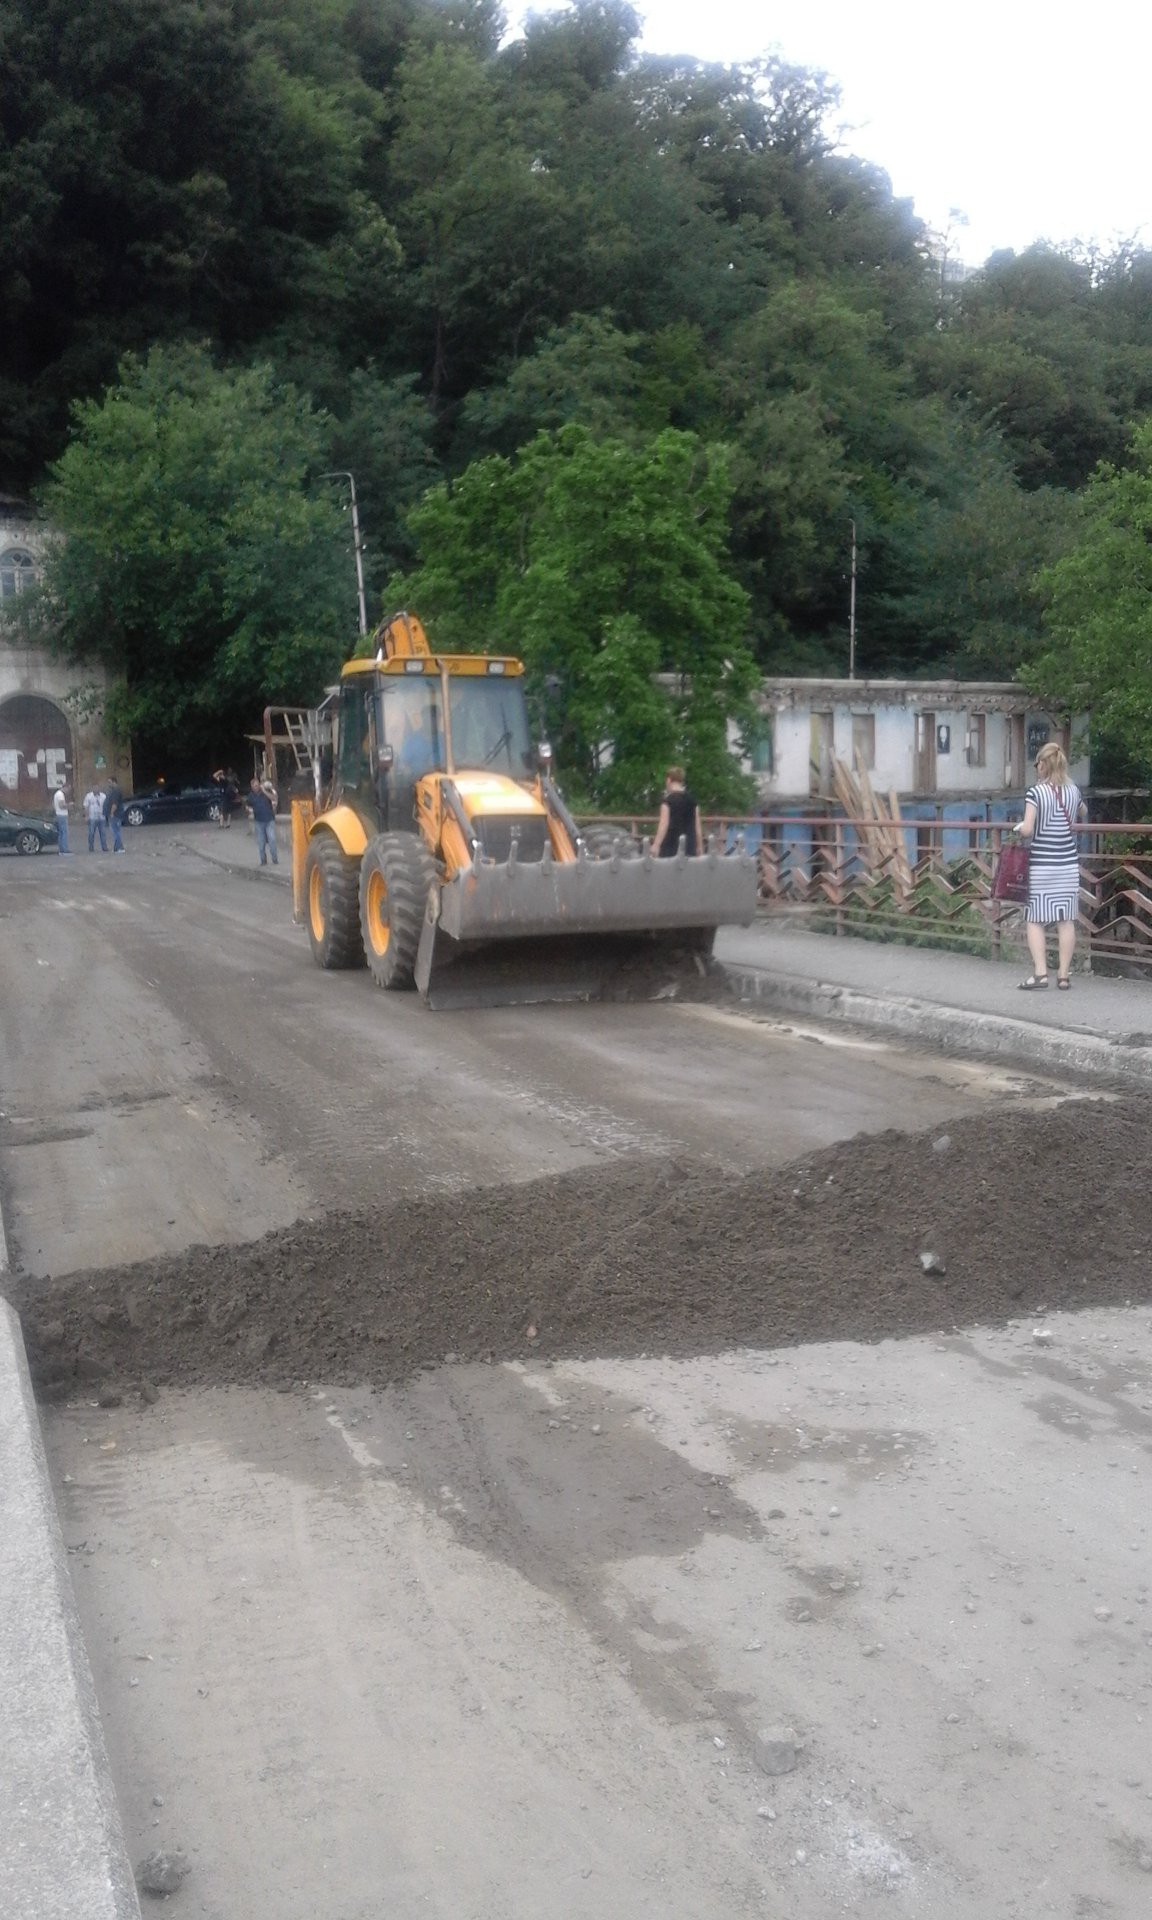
[382,36,579,404]
[875,412,1081,675]
[0,0,391,481]
[20,345,352,763]
[389,424,756,805]
[917,244,1152,492]
[455,313,718,459]
[1029,420,1152,771]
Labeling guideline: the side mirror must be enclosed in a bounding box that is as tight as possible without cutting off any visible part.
[537,742,553,770]
[376,744,394,773]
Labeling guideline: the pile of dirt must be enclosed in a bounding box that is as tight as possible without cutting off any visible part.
[596,938,734,1002]
[8,1097,1152,1398]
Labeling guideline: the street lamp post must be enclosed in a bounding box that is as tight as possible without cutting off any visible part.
[848,518,857,678]
[322,471,368,637]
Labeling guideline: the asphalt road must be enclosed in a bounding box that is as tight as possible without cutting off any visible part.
[1,825,1071,1280]
[6,827,1149,1919]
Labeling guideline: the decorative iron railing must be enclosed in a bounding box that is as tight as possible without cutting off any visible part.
[582,813,1152,971]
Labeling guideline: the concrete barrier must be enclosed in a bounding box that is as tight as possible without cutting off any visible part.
[0,1201,142,1920]
[725,963,1150,1088]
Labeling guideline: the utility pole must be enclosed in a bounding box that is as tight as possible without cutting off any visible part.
[848,518,857,678]
[322,471,368,637]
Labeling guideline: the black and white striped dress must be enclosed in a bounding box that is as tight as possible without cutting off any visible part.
[1026,781,1082,924]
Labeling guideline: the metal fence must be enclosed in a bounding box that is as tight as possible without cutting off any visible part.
[585,812,1152,970]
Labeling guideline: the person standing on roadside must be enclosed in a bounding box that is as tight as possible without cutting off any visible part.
[1017,740,1087,991]
[83,784,108,852]
[212,766,239,829]
[103,776,125,853]
[247,776,279,866]
[52,780,71,854]
[651,766,703,858]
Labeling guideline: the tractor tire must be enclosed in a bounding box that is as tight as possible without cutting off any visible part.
[305,832,365,970]
[582,823,643,859]
[359,831,438,990]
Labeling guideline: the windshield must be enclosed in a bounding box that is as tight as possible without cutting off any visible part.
[448,676,534,777]
[378,678,446,781]
[378,673,533,780]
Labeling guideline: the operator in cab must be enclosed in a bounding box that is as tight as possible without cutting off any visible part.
[389,692,440,785]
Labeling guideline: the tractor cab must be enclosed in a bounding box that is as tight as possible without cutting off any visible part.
[331,655,537,840]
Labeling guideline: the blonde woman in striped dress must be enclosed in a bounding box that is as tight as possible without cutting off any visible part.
[1017,741,1086,990]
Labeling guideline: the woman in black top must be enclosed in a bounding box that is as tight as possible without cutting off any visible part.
[652,767,702,858]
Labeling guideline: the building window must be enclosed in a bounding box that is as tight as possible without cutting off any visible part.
[851,712,875,770]
[966,712,986,767]
[0,549,39,599]
[747,714,774,774]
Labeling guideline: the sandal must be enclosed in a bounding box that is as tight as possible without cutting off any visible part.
[1019,974,1049,990]
[1057,976,1071,990]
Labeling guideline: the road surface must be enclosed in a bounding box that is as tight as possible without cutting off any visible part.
[0,827,1064,1279]
[4,828,1149,1918]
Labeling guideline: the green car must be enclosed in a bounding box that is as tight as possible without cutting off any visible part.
[0,803,61,854]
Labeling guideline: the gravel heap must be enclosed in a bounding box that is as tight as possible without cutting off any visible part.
[8,1097,1151,1397]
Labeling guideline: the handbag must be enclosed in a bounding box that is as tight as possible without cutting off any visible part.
[991,839,1029,904]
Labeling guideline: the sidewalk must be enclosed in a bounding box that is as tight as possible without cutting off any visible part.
[716,921,1152,1085]
[175,823,291,885]
[0,1216,142,1919]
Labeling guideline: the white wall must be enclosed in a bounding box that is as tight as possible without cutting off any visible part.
[750,693,1089,801]
[0,516,131,798]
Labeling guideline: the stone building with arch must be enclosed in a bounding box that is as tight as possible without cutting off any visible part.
[0,502,131,812]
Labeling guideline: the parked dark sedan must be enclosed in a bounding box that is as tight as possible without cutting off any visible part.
[0,803,60,854]
[122,781,237,827]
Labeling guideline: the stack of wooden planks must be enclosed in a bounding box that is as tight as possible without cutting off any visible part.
[831,756,914,893]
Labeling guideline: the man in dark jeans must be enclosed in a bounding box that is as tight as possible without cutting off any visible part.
[248,777,278,866]
[103,778,125,852]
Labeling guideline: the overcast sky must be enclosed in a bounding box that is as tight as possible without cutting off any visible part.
[620,2,1149,265]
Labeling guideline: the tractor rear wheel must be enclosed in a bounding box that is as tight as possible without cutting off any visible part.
[582,824,643,859]
[305,833,365,969]
[359,832,437,990]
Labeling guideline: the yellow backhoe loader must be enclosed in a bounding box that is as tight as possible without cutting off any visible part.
[270,612,756,1009]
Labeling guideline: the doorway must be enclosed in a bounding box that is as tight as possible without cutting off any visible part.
[915,711,936,794]
[1007,714,1026,791]
[0,693,73,812]
[809,710,834,798]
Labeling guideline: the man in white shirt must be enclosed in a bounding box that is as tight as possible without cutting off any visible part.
[52,782,71,855]
[83,786,108,853]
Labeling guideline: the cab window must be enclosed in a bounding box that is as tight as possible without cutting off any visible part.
[337,683,372,791]
[379,678,444,781]
[448,677,533,776]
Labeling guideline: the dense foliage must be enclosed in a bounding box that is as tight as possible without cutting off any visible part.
[1030,422,1152,778]
[3,0,1151,792]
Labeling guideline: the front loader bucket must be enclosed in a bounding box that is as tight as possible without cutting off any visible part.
[414,844,757,1010]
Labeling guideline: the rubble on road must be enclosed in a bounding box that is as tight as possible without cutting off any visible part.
[6,1096,1152,1398]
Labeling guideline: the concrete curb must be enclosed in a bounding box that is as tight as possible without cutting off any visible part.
[173,832,291,887]
[0,1222,142,1920]
[725,962,1152,1088]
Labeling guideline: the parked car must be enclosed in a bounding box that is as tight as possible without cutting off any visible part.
[0,804,60,854]
[122,781,238,827]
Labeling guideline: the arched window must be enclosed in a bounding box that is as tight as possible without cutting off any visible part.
[0,548,39,599]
